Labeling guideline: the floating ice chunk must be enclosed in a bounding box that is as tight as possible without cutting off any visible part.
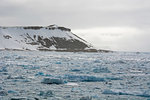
[29,66,40,70]
[105,77,122,80]
[28,76,35,79]
[1,72,8,75]
[10,97,27,100]
[35,72,52,77]
[92,95,99,99]
[7,75,25,79]
[42,78,65,84]
[71,87,81,92]
[15,56,25,60]
[0,90,8,96]
[102,89,118,95]
[137,90,150,97]
[35,72,45,76]
[34,97,39,100]
[45,74,52,77]
[55,62,61,64]
[113,60,126,64]
[93,67,111,73]
[19,65,29,69]
[38,90,53,97]
[80,96,92,100]
[0,67,8,72]
[19,65,40,70]
[71,69,81,72]
[93,60,101,63]
[130,69,143,73]
[102,89,150,97]
[12,79,30,82]
[65,75,105,82]
[7,75,30,82]
[147,82,150,85]
[3,56,10,59]
[7,75,12,79]
[82,76,105,82]
[64,74,122,82]
[102,89,136,96]
[83,62,90,65]
[66,82,78,86]
[8,90,17,94]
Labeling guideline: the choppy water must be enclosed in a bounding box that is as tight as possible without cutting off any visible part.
[0,51,150,100]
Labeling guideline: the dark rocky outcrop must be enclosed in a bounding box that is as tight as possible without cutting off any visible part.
[23,26,43,30]
[52,37,88,50]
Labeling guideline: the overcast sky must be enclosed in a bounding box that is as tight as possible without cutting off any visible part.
[0,0,150,52]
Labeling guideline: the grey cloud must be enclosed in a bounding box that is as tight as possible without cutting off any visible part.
[1,0,150,28]
[0,0,150,51]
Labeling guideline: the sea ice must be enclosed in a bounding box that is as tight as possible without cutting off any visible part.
[93,67,111,73]
[42,78,65,84]
[38,90,53,97]
[10,97,27,100]
[66,82,78,86]
[64,74,121,82]
[0,51,150,99]
[80,96,92,100]
[102,89,150,98]
[0,90,8,96]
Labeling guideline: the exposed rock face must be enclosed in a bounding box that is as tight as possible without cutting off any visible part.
[0,25,108,52]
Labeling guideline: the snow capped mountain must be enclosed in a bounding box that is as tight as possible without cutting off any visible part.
[0,25,97,52]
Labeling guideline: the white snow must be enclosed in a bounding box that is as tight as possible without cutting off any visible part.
[49,45,57,50]
[0,26,91,50]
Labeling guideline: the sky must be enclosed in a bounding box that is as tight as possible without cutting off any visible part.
[0,0,150,52]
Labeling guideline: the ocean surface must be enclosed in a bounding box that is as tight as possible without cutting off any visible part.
[0,51,150,100]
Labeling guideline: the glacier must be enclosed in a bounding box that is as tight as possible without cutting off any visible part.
[0,51,150,100]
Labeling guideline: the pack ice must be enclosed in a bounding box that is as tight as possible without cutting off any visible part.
[0,51,150,100]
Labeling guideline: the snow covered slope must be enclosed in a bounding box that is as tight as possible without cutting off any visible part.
[0,25,97,52]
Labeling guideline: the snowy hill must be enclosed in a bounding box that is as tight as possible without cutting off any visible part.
[0,25,98,52]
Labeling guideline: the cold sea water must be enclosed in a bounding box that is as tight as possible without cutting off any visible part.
[0,51,150,100]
